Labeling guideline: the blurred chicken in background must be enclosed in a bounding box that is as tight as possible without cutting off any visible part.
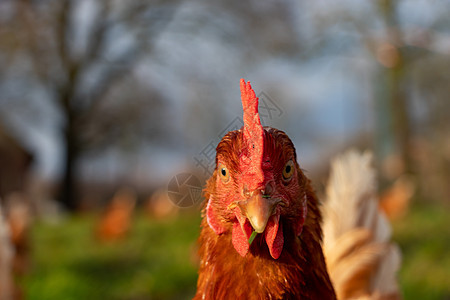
[0,203,14,300]
[379,176,415,221]
[4,193,32,276]
[145,189,179,220]
[96,188,136,241]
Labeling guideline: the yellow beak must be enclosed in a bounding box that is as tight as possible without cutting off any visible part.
[238,191,279,233]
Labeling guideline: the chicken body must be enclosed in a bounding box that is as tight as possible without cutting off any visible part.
[195,129,336,299]
[194,80,336,299]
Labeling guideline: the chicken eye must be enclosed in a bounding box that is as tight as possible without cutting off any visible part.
[282,160,294,181]
[218,164,230,183]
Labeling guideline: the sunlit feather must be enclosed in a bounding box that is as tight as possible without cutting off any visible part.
[322,150,402,300]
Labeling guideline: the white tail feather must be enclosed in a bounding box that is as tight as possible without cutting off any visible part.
[322,150,402,300]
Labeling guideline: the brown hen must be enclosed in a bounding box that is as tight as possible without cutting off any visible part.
[194,79,401,300]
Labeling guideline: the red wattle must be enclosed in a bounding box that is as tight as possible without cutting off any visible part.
[232,220,253,257]
[265,214,284,259]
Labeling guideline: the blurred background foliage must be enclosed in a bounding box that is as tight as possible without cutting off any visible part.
[0,0,449,299]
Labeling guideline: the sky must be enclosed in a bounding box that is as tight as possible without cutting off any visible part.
[1,0,448,188]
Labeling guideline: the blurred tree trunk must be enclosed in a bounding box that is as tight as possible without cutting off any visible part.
[377,0,413,178]
[388,52,412,174]
[11,0,180,211]
[60,102,79,211]
[56,0,79,211]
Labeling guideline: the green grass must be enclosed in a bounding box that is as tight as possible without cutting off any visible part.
[23,212,201,300]
[22,204,450,299]
[392,203,450,300]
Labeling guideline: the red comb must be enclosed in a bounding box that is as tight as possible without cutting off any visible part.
[240,78,264,191]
